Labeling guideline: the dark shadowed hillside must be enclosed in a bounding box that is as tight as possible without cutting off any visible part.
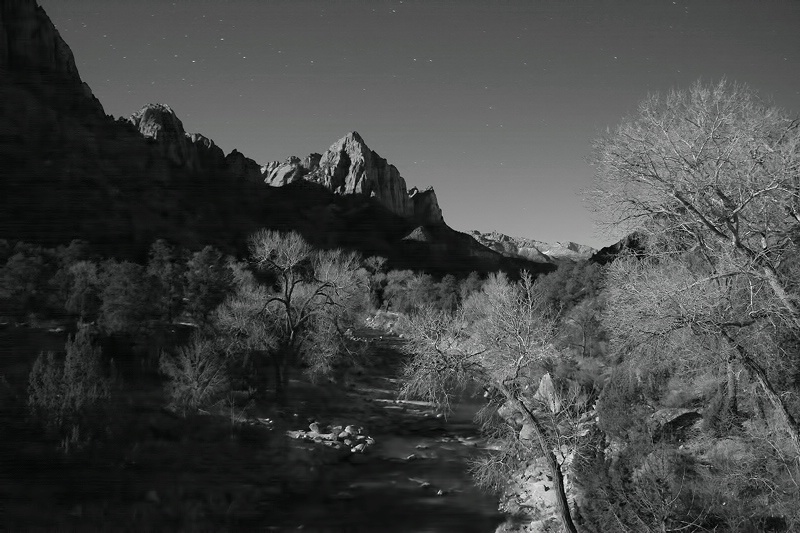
[0,0,552,276]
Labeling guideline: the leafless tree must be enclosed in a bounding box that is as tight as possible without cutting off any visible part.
[591,80,800,452]
[216,230,368,404]
[604,253,800,453]
[591,80,800,330]
[400,272,580,533]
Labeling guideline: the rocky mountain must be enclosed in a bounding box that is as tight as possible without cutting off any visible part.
[0,0,554,277]
[470,231,595,263]
[263,131,444,227]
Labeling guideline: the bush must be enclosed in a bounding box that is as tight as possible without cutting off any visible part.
[27,326,114,448]
[159,337,230,416]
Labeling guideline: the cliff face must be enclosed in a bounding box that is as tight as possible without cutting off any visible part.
[0,0,103,114]
[1,0,79,80]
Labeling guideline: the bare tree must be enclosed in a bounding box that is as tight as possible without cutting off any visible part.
[604,253,800,452]
[591,80,800,451]
[590,80,800,330]
[401,272,580,533]
[216,230,368,404]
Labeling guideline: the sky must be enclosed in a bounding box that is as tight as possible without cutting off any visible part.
[40,0,800,248]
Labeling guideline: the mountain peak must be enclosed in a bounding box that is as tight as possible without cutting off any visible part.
[341,131,365,144]
[129,103,186,141]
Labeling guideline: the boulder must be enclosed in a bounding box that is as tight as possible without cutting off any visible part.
[648,408,702,443]
[533,373,562,413]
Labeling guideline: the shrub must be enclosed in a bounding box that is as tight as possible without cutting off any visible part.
[159,337,230,416]
[27,326,113,448]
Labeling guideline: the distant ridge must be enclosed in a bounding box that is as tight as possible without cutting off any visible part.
[469,231,595,263]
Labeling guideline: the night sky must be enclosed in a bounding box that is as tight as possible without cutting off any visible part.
[39,0,800,248]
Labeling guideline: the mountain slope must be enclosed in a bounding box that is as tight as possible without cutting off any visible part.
[0,0,554,276]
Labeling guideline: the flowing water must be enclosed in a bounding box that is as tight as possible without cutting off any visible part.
[270,330,505,532]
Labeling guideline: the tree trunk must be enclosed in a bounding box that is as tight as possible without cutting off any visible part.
[722,330,800,453]
[725,356,738,416]
[499,384,579,533]
[760,264,800,332]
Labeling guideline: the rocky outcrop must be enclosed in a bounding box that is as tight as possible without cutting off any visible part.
[188,132,226,169]
[265,132,444,226]
[410,187,443,228]
[315,132,417,218]
[225,149,263,183]
[128,104,227,173]
[263,155,313,186]
[129,103,195,169]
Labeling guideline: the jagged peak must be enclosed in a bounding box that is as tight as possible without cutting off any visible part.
[325,130,371,158]
[341,131,365,144]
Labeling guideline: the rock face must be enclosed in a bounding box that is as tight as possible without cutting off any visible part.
[0,0,103,114]
[225,149,263,183]
[265,132,444,226]
[316,132,417,218]
[263,155,317,186]
[470,231,595,263]
[128,104,227,174]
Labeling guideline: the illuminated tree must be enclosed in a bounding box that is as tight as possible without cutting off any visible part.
[401,273,580,533]
[216,230,367,404]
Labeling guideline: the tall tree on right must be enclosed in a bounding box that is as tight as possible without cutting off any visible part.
[591,81,800,447]
[587,79,800,530]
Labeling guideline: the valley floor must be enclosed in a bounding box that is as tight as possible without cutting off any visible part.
[0,325,503,532]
